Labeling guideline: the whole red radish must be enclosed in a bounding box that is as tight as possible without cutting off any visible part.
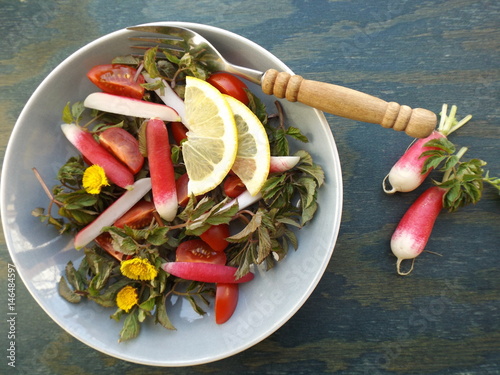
[384,130,445,193]
[383,104,471,194]
[61,123,134,189]
[390,186,446,275]
[146,118,178,221]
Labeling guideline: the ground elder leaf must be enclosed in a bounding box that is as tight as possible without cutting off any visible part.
[144,46,161,79]
[119,310,141,342]
[156,295,176,330]
[58,277,82,304]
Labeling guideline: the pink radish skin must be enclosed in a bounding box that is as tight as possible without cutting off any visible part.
[146,118,178,221]
[383,104,472,194]
[384,131,445,194]
[83,92,181,122]
[74,178,152,249]
[390,186,446,275]
[269,156,300,173]
[61,123,134,189]
[162,262,254,283]
[142,73,187,124]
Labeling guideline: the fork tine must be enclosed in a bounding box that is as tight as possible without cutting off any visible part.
[127,25,198,39]
[129,36,187,51]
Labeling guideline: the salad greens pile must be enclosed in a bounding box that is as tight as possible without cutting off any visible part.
[32,43,325,341]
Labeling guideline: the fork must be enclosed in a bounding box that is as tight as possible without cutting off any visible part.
[127,25,437,138]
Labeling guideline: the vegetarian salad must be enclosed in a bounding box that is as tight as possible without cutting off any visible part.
[33,44,325,341]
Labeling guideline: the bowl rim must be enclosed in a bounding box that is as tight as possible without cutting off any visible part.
[0,21,343,366]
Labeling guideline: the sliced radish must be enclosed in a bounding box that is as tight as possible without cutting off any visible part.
[222,190,262,212]
[162,262,254,283]
[83,92,181,122]
[61,123,134,189]
[269,156,300,173]
[143,73,187,124]
[146,118,178,221]
[74,178,152,249]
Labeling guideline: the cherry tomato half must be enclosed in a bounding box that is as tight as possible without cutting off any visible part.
[94,233,129,262]
[176,173,190,207]
[171,122,189,145]
[207,72,249,105]
[175,239,226,265]
[114,200,156,229]
[87,64,145,99]
[200,224,230,252]
[215,283,239,324]
[98,127,144,174]
[223,175,246,198]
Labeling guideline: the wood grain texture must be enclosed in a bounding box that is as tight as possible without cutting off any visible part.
[0,0,499,374]
[261,69,437,137]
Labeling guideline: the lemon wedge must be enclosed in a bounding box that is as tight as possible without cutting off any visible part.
[183,76,238,196]
[224,95,270,196]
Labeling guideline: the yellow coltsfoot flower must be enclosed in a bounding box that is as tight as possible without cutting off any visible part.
[82,164,109,194]
[120,258,158,281]
[116,285,138,313]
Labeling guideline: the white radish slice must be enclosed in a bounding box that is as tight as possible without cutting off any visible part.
[83,92,181,122]
[74,178,152,249]
[269,156,300,173]
[143,73,187,124]
[222,190,262,212]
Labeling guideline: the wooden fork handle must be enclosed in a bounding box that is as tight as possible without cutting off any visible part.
[261,69,437,138]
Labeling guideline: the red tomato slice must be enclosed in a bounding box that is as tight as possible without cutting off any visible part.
[171,122,189,145]
[176,173,190,207]
[175,239,226,265]
[215,283,239,324]
[207,72,249,105]
[98,127,144,174]
[200,224,230,252]
[87,64,145,99]
[94,233,130,262]
[114,200,156,229]
[223,175,247,198]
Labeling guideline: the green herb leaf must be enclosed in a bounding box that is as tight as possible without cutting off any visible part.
[58,277,82,304]
[422,155,446,174]
[65,261,87,291]
[424,138,456,154]
[143,46,161,79]
[156,295,176,330]
[62,102,73,124]
[119,309,141,342]
[286,126,309,143]
[89,279,130,308]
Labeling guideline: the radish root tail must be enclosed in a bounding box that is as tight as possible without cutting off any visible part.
[383,174,396,194]
[396,258,415,276]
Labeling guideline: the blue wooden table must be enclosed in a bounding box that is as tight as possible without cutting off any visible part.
[1,1,499,374]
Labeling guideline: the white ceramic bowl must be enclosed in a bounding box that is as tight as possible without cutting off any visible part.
[0,22,342,366]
